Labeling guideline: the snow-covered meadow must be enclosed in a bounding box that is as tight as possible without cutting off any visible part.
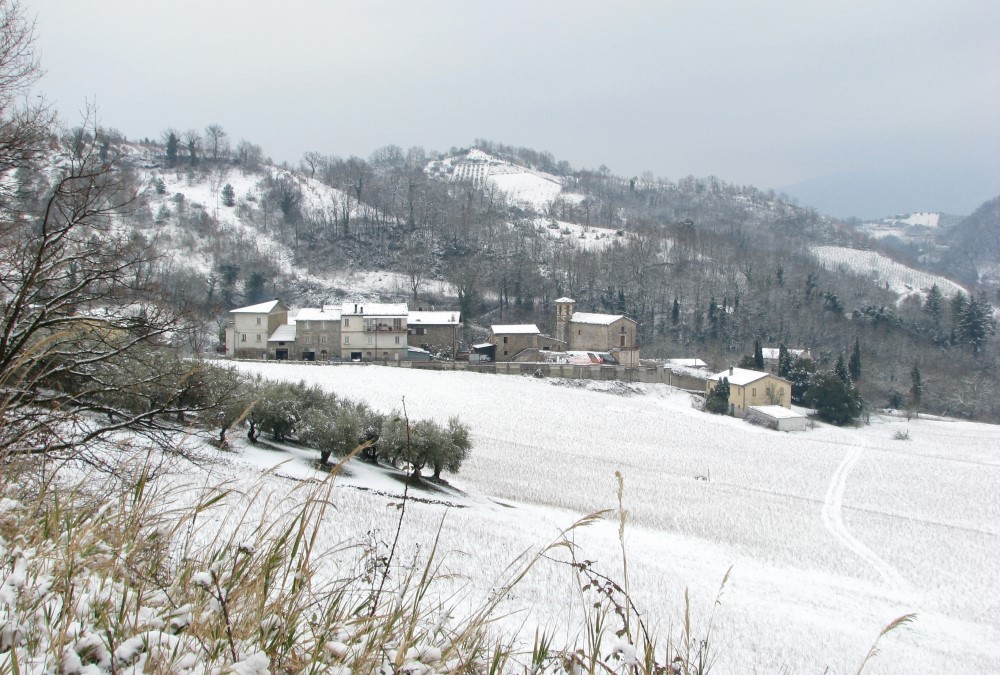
[811,245,966,303]
[226,362,1000,674]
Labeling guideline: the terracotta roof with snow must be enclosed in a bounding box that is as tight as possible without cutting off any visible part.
[231,300,285,314]
[491,324,540,335]
[408,311,460,325]
[340,302,408,317]
[268,324,296,342]
[707,367,775,387]
[570,311,632,326]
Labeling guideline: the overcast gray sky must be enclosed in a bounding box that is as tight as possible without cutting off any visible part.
[25,0,1000,217]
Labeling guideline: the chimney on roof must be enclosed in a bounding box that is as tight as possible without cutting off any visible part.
[729,366,734,375]
[354,303,358,313]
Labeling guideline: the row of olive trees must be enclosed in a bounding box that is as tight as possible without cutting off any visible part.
[222,377,471,480]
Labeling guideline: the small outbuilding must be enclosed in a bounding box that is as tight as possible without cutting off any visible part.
[747,405,808,431]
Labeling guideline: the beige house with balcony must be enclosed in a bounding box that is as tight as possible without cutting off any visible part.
[340,302,408,361]
[225,300,289,358]
[706,367,792,417]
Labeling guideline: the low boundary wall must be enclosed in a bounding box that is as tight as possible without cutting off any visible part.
[229,358,708,391]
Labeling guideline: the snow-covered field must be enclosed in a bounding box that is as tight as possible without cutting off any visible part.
[225,362,1000,674]
[811,246,966,303]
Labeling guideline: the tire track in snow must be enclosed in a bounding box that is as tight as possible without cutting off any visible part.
[821,446,910,591]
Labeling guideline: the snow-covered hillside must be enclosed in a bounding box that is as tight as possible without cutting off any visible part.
[228,362,1000,675]
[811,245,966,303]
[534,217,623,250]
[428,149,564,212]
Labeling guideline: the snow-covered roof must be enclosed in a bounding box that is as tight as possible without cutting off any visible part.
[231,300,284,314]
[707,367,776,387]
[340,302,408,317]
[762,348,808,360]
[571,311,633,326]
[268,324,296,342]
[295,307,342,322]
[555,297,575,303]
[491,324,540,335]
[408,311,460,325]
[748,405,807,420]
[472,342,494,350]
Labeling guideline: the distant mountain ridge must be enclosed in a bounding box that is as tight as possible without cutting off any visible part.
[781,164,1000,220]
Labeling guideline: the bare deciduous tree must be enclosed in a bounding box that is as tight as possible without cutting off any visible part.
[204,123,229,162]
[0,3,236,463]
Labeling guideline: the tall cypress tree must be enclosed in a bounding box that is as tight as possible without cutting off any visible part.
[753,339,764,370]
[910,364,922,409]
[778,343,792,378]
[166,132,178,167]
[848,337,862,382]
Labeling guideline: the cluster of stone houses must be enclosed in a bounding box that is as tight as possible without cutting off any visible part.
[224,297,807,430]
[224,300,459,362]
[480,298,641,366]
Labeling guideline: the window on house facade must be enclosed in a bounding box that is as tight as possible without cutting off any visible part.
[344,318,350,327]
[752,388,756,396]
[256,317,261,325]
[241,334,246,342]
[503,336,508,344]
[367,336,373,345]
[344,336,350,344]
[256,334,261,342]
[393,318,402,330]
[394,336,400,344]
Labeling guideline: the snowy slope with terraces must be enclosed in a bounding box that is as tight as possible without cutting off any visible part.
[811,245,966,303]
[427,148,564,211]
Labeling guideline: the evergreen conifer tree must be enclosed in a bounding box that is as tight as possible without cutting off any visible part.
[848,337,862,382]
[166,132,178,166]
[805,372,863,425]
[834,354,850,385]
[910,364,922,410]
[222,183,236,207]
[924,284,943,325]
[671,296,680,325]
[753,339,764,370]
[706,376,730,414]
[958,292,996,353]
[778,343,792,378]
